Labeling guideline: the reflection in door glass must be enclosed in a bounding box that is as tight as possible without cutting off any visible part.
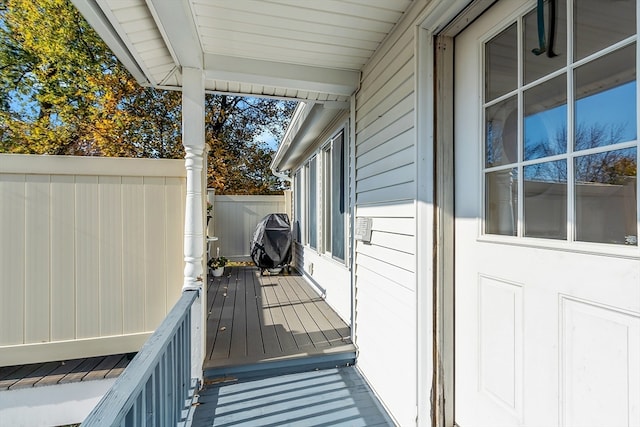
[574,0,636,61]
[524,75,567,161]
[575,148,638,245]
[486,96,518,167]
[485,23,518,102]
[524,161,567,239]
[523,0,566,84]
[486,169,518,236]
[575,44,637,151]
[482,1,637,245]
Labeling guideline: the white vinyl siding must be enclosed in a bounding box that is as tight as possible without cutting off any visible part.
[352,2,430,424]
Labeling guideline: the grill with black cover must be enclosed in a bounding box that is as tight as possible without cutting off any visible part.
[250,213,292,274]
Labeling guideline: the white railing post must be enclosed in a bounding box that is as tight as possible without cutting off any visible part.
[182,67,206,291]
[182,67,206,381]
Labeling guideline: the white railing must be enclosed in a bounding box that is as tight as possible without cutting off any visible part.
[82,289,199,427]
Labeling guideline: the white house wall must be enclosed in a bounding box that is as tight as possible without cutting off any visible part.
[296,244,351,323]
[352,1,433,425]
[287,111,353,324]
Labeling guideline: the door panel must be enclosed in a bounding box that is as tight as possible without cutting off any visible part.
[454,1,640,426]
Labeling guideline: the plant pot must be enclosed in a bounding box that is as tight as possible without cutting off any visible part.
[212,267,224,277]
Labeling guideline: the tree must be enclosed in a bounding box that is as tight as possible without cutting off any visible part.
[0,0,147,155]
[206,95,295,194]
[0,0,295,193]
[523,122,636,185]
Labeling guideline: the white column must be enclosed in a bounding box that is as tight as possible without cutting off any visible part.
[182,67,206,291]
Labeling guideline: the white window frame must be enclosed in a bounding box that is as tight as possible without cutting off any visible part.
[294,169,304,244]
[306,156,318,250]
[479,2,640,258]
[321,129,347,263]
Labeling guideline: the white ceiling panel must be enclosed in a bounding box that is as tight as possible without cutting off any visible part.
[74,0,415,99]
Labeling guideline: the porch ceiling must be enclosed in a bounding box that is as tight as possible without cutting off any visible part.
[72,0,414,101]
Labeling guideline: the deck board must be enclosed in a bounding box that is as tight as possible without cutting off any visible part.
[0,353,133,390]
[9,362,59,390]
[261,273,300,353]
[250,269,281,356]
[83,354,127,381]
[282,275,346,346]
[204,266,355,371]
[191,367,394,426]
[294,276,351,339]
[58,357,103,384]
[229,266,248,359]
[269,274,315,350]
[35,358,86,386]
[244,268,266,356]
[0,364,41,389]
[278,275,331,348]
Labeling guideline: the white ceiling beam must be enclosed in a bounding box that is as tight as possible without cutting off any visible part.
[145,0,202,69]
[204,54,360,97]
[71,0,150,85]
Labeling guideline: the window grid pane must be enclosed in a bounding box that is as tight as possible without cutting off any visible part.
[308,158,317,249]
[482,2,638,246]
[323,147,332,254]
[331,133,345,261]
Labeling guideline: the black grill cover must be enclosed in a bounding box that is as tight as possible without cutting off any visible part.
[250,213,292,269]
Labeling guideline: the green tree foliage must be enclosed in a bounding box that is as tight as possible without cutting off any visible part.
[206,95,295,194]
[0,0,295,193]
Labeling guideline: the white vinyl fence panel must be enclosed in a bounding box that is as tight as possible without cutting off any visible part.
[210,194,289,260]
[0,154,186,366]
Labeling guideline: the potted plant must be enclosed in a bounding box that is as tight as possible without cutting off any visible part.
[206,201,213,226]
[208,248,228,277]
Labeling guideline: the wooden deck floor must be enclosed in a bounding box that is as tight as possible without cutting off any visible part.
[191,366,394,426]
[204,266,355,373]
[0,353,133,391]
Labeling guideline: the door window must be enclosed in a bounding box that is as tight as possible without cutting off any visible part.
[483,0,638,246]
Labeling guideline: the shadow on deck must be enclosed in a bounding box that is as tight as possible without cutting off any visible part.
[197,268,394,425]
[204,266,356,378]
[192,366,395,427]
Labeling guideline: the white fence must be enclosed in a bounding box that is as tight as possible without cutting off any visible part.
[0,154,187,366]
[208,193,291,261]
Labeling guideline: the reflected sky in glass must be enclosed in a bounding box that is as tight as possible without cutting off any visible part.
[524,81,636,156]
[524,74,567,161]
[575,81,637,150]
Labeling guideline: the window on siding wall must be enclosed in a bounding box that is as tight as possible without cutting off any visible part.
[308,158,318,249]
[323,131,346,261]
[323,145,332,253]
[294,171,303,243]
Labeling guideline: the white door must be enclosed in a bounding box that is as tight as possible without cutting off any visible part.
[454,1,640,426]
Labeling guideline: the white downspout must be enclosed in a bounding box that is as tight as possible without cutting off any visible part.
[271,168,292,183]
